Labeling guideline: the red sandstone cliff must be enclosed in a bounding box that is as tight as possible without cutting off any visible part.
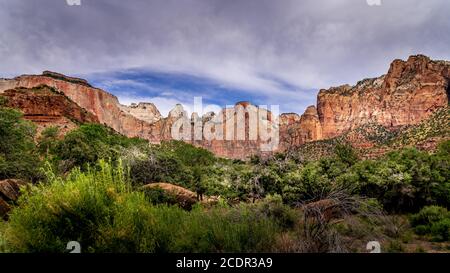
[317,55,449,139]
[1,85,98,135]
[0,71,165,143]
[0,55,448,159]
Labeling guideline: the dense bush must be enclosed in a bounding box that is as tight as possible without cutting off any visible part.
[157,140,216,167]
[243,141,450,212]
[52,124,147,172]
[37,126,59,156]
[410,206,450,241]
[127,140,219,194]
[351,145,450,213]
[0,106,42,181]
[128,148,187,185]
[0,220,6,252]
[282,142,449,213]
[2,161,286,253]
[281,163,333,206]
[333,143,359,166]
[142,187,179,206]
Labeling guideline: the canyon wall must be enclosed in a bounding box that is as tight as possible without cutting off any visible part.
[317,55,449,138]
[0,71,165,143]
[1,85,99,135]
[0,55,448,159]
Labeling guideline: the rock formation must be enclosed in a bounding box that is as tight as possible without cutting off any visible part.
[0,54,448,159]
[143,182,198,210]
[1,85,98,135]
[317,55,449,139]
[120,102,161,124]
[0,179,26,219]
[0,72,166,143]
[189,102,277,159]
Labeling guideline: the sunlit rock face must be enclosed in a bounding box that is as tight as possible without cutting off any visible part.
[0,54,448,159]
[317,55,449,139]
[120,102,162,124]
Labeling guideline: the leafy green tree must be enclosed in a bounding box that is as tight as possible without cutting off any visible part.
[129,141,217,191]
[344,143,450,212]
[334,143,359,166]
[192,166,206,200]
[129,149,187,186]
[37,126,59,157]
[53,124,147,172]
[0,107,41,181]
[158,140,216,167]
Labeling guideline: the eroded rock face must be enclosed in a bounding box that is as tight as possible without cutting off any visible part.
[188,102,279,159]
[299,106,323,141]
[2,85,99,135]
[280,113,301,126]
[0,54,448,159]
[120,102,161,124]
[0,72,165,143]
[317,55,449,139]
[279,106,323,150]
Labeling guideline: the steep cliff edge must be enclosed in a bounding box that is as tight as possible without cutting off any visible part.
[0,72,165,143]
[0,54,448,159]
[1,85,99,135]
[317,55,449,139]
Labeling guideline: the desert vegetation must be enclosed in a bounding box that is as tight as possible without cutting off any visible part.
[0,102,449,253]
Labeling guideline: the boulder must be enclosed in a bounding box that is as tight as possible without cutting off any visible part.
[0,198,10,219]
[0,179,26,219]
[143,182,198,209]
[0,179,25,202]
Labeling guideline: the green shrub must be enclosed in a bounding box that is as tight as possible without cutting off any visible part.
[345,144,450,213]
[158,140,216,167]
[171,204,280,253]
[0,107,42,181]
[281,162,333,205]
[3,160,135,252]
[256,194,299,230]
[334,143,359,166]
[430,218,450,242]
[2,161,283,253]
[129,149,188,186]
[410,206,450,241]
[0,220,7,253]
[386,240,405,253]
[37,126,59,156]
[53,124,147,171]
[142,187,178,206]
[410,206,448,227]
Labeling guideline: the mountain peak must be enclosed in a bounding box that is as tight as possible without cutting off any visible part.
[168,104,186,119]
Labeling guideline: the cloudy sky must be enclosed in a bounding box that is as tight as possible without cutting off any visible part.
[0,0,449,116]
